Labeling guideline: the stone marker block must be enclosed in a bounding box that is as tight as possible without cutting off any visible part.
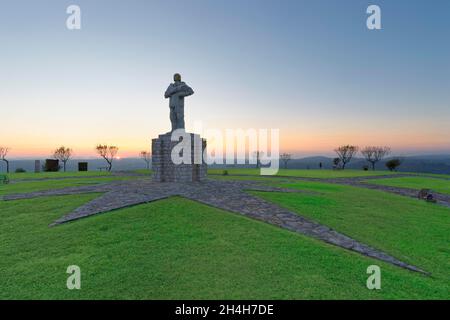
[34,160,41,173]
[78,162,88,172]
[44,159,59,172]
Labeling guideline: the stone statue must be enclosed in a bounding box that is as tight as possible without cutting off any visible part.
[164,73,194,131]
[153,74,206,182]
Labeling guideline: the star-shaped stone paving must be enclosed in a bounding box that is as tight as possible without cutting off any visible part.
[2,178,427,274]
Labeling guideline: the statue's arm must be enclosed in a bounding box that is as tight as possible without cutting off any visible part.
[164,85,177,98]
[165,83,194,98]
[178,84,194,97]
[184,85,194,97]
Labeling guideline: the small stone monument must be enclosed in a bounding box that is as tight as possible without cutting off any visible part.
[34,160,41,173]
[152,74,207,182]
[44,159,59,172]
[78,162,88,172]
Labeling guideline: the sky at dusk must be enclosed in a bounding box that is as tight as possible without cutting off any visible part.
[1,0,449,158]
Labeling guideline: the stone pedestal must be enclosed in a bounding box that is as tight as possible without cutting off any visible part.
[152,132,207,182]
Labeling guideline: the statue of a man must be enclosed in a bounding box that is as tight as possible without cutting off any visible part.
[164,73,194,131]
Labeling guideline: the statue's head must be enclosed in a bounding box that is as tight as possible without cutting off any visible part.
[173,73,181,82]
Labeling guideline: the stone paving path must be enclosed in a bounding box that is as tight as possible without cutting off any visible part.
[313,175,450,209]
[1,178,427,274]
[328,178,450,209]
[210,173,450,209]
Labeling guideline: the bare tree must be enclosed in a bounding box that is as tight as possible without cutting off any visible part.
[140,151,151,170]
[252,151,264,169]
[0,147,10,173]
[333,158,341,170]
[53,146,73,172]
[96,145,119,172]
[332,157,341,169]
[361,146,391,170]
[334,145,358,170]
[280,153,292,169]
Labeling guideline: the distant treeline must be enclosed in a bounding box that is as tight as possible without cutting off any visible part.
[2,156,450,175]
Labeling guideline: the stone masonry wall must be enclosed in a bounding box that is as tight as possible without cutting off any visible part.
[152,132,207,182]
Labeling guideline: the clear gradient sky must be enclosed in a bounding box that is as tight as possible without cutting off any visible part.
[1,0,449,158]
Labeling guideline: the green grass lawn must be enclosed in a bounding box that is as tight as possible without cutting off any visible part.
[209,174,294,184]
[0,176,139,196]
[254,181,450,282]
[0,194,448,299]
[7,171,112,180]
[208,168,399,178]
[133,169,152,175]
[0,172,448,299]
[366,177,450,195]
[416,173,450,179]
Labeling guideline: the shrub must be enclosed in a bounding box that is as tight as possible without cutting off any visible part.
[223,170,229,176]
[385,159,402,171]
[362,165,369,171]
[15,168,26,173]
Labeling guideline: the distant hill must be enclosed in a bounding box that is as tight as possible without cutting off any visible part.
[277,155,450,174]
[2,155,450,175]
[208,155,450,174]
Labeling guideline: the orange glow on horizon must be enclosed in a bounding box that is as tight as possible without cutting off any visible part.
[4,129,449,159]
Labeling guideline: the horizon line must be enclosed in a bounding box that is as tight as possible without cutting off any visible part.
[6,153,450,161]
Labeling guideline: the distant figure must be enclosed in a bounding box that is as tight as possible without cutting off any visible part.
[164,73,194,131]
[319,162,323,169]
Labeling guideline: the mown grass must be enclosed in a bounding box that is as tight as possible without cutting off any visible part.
[367,177,450,195]
[7,171,112,180]
[133,169,152,175]
[0,194,448,299]
[207,168,399,178]
[0,171,448,299]
[412,172,450,179]
[254,181,450,282]
[0,176,139,196]
[210,174,293,184]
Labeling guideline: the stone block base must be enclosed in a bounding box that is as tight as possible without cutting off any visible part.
[152,131,207,182]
